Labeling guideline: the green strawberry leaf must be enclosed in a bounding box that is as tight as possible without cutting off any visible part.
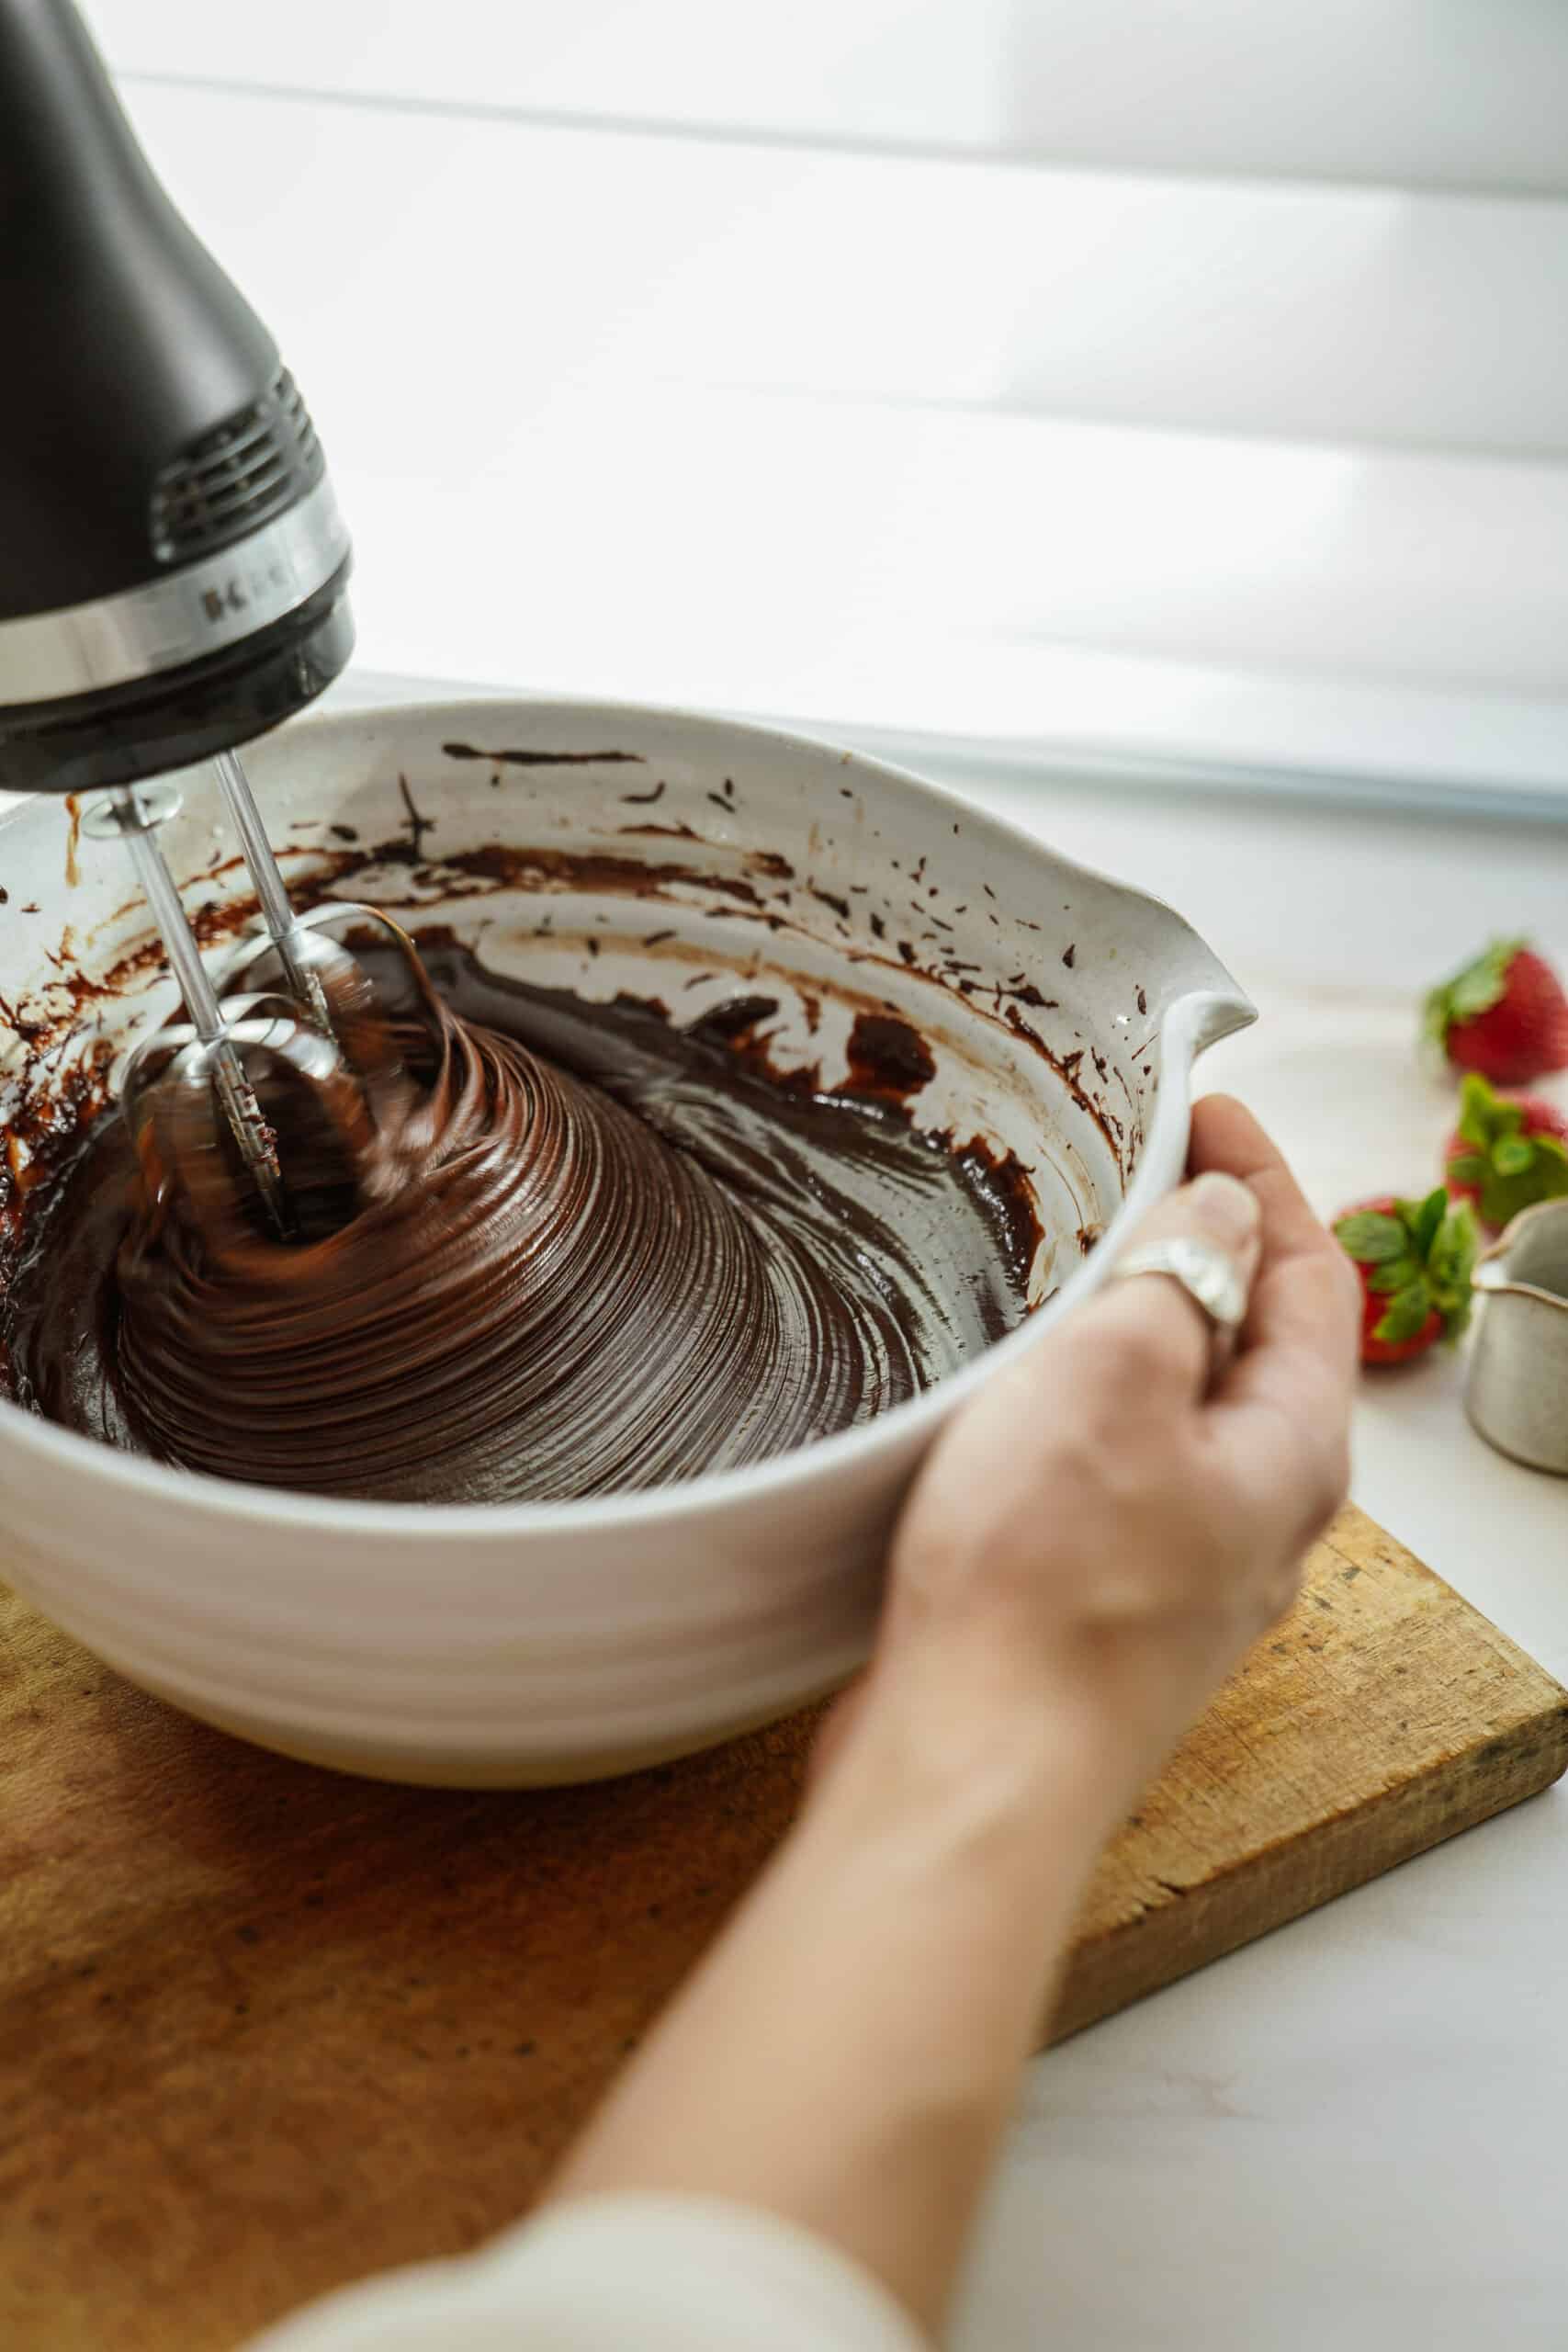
[1450,1076,1568,1226]
[1424,939,1525,1049]
[1411,1189,1447,1257]
[1448,939,1523,1019]
[1493,1136,1537,1177]
[1428,1205,1474,1286]
[1427,1203,1480,1339]
[1454,1072,1527,1152]
[1454,1074,1499,1149]
[1368,1256,1419,1295]
[1373,1279,1434,1345]
[1422,975,1460,1054]
[1335,1211,1405,1264]
[1478,1134,1568,1232]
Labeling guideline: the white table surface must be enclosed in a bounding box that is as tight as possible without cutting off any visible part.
[946,771,1568,2352]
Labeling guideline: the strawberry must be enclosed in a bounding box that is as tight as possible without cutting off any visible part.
[1423,938,1568,1085]
[1444,1073,1568,1233]
[1334,1190,1478,1366]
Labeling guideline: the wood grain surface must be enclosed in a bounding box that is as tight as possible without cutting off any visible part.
[3,1502,1565,2350]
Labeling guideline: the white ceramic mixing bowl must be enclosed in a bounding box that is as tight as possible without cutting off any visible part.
[0,701,1252,1784]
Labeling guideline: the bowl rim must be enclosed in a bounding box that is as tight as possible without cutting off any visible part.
[0,692,1251,1537]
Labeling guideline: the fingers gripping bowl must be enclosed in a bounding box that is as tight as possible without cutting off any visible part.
[0,703,1252,1785]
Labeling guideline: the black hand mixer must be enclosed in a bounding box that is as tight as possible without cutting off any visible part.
[0,0,411,1228]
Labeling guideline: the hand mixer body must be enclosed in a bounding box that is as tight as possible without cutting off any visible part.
[0,0,354,794]
[0,0,370,1228]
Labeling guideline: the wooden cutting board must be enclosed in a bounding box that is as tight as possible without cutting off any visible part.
[3,1503,1565,2351]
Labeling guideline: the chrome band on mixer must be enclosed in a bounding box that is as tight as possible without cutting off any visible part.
[0,477,348,707]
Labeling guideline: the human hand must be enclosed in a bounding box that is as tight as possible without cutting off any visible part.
[547,1102,1358,2343]
[870,1095,1359,1828]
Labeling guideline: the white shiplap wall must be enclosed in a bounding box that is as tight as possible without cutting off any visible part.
[82,0,1568,195]
[82,2,1568,803]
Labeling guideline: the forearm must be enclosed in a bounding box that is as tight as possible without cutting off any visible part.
[547,1634,1129,2336]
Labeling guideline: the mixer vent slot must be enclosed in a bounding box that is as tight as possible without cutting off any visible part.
[150,367,325,567]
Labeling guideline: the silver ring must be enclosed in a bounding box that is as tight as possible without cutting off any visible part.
[1110,1237,1249,1331]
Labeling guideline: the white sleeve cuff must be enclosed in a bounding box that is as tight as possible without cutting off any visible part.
[244,2191,931,2351]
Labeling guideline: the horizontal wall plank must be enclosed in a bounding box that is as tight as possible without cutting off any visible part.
[118,81,1568,462]
[88,0,1568,198]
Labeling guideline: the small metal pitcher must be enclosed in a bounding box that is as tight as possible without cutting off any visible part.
[1467,1199,1568,1474]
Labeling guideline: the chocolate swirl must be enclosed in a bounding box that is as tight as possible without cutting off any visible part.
[6,943,1035,1504]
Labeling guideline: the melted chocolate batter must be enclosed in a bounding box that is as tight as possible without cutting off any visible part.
[3,941,1034,1503]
